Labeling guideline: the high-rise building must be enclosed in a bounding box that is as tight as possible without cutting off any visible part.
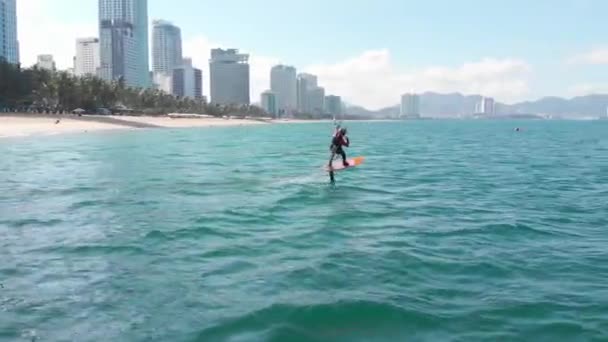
[299,73,318,89]
[172,58,202,99]
[99,0,150,88]
[152,20,183,95]
[209,48,250,105]
[152,20,182,74]
[297,73,318,112]
[75,38,100,76]
[153,72,172,93]
[325,95,342,117]
[479,97,495,115]
[36,54,56,71]
[270,65,297,114]
[261,90,277,117]
[0,0,19,64]
[297,76,310,113]
[308,87,325,116]
[400,93,421,118]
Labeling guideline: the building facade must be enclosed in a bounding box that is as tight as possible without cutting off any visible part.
[479,97,495,115]
[261,90,277,117]
[153,72,173,93]
[270,65,297,114]
[0,0,19,64]
[297,73,318,113]
[36,54,56,71]
[209,48,250,105]
[98,0,150,88]
[172,58,202,99]
[325,95,342,117]
[400,93,421,118]
[75,38,100,76]
[152,20,182,74]
[308,87,325,116]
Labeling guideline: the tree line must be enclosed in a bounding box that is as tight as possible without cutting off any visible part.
[0,59,266,117]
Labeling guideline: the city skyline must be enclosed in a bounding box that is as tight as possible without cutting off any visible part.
[14,0,608,110]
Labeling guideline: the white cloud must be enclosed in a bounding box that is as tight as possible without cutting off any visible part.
[16,1,531,108]
[568,47,608,65]
[305,50,531,109]
[17,0,96,69]
[568,83,608,96]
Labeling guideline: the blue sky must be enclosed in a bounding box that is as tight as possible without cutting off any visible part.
[18,0,608,109]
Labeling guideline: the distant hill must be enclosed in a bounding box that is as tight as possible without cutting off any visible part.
[346,93,608,118]
[504,94,608,117]
[343,104,375,117]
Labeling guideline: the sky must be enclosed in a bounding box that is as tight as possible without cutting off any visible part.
[16,0,608,109]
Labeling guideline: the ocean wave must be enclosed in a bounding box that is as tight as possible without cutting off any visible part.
[46,244,146,256]
[425,222,560,238]
[195,300,440,342]
[2,121,608,342]
[68,199,107,210]
[1,218,63,228]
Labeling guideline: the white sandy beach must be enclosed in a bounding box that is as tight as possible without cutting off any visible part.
[0,114,379,139]
[0,116,131,138]
[0,115,268,139]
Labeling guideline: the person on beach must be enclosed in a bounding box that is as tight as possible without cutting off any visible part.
[329,127,350,168]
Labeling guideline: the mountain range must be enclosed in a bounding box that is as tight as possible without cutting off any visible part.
[346,93,608,118]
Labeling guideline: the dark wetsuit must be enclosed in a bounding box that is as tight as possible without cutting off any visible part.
[330,133,350,166]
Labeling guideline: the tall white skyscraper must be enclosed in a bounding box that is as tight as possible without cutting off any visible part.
[36,55,56,71]
[400,93,421,118]
[152,20,182,74]
[0,0,19,64]
[270,65,297,114]
[75,38,100,76]
[99,0,150,88]
[297,73,318,113]
[209,49,250,105]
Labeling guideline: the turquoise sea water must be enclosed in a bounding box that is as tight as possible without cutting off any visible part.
[1,121,607,341]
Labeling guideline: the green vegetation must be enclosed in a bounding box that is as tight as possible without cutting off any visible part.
[0,59,266,117]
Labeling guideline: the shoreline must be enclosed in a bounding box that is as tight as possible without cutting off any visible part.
[0,114,268,139]
[0,114,409,140]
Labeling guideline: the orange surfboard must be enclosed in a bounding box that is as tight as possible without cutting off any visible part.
[325,156,365,172]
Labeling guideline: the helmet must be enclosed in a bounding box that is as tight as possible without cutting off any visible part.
[340,128,347,134]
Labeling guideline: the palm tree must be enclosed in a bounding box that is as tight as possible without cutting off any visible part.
[0,59,225,116]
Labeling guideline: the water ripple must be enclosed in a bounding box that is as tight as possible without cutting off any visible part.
[1,121,607,341]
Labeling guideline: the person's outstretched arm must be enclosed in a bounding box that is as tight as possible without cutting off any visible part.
[343,136,350,147]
